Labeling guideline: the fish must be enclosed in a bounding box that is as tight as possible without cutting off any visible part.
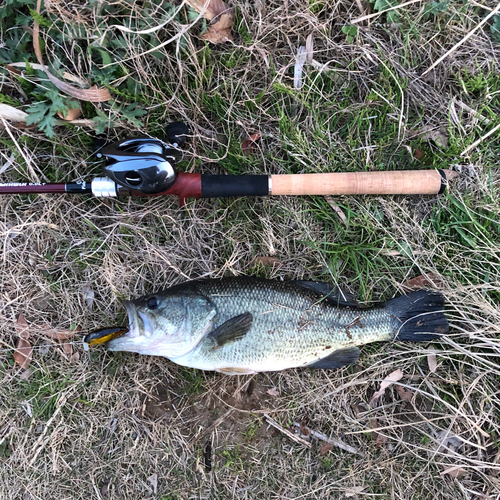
[84,277,448,375]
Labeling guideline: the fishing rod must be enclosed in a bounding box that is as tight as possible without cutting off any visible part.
[0,123,458,206]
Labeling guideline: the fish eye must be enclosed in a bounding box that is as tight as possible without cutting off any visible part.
[147,297,158,309]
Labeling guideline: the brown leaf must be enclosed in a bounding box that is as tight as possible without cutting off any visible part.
[266,387,279,397]
[62,341,73,356]
[241,132,262,156]
[370,418,388,447]
[402,273,446,291]
[14,337,32,370]
[16,314,30,340]
[41,326,78,341]
[70,351,80,364]
[319,441,333,456]
[414,148,426,160]
[185,0,230,21]
[395,384,413,402]
[201,12,234,44]
[299,420,310,436]
[57,106,82,121]
[370,369,404,405]
[427,346,438,373]
[33,0,112,102]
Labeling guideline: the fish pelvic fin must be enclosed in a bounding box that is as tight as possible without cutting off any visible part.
[386,290,448,341]
[207,312,253,351]
[307,346,360,369]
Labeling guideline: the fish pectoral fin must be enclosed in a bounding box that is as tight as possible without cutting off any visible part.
[308,346,360,369]
[207,312,253,351]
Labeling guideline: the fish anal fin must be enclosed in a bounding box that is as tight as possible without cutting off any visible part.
[217,367,255,375]
[208,312,253,351]
[308,346,360,369]
[293,281,358,307]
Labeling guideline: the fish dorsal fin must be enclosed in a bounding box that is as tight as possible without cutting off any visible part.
[308,346,360,369]
[208,312,253,351]
[293,281,358,307]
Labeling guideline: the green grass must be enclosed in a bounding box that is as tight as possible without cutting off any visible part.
[0,0,499,498]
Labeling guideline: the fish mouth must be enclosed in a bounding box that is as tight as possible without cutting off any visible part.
[123,300,154,337]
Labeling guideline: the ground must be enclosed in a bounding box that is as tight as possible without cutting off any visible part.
[0,0,499,498]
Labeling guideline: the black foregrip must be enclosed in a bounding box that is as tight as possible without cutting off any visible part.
[200,175,269,199]
[65,182,92,194]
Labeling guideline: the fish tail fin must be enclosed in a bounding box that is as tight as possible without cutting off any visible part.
[385,290,448,341]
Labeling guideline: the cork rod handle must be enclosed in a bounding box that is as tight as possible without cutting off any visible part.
[270,169,457,196]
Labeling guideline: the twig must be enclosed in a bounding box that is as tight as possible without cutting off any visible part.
[351,0,422,24]
[421,2,500,76]
[461,122,500,157]
[293,422,361,455]
[264,415,312,448]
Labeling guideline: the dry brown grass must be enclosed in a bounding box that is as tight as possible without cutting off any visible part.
[1,0,500,498]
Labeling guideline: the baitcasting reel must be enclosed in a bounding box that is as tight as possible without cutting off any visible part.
[92,122,189,197]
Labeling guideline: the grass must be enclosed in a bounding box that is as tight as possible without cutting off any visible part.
[1,0,500,498]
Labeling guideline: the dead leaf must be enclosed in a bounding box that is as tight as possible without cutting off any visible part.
[299,420,309,436]
[16,314,30,340]
[185,0,234,44]
[41,326,78,341]
[147,473,158,494]
[325,196,348,225]
[14,338,32,369]
[342,486,366,497]
[441,465,466,479]
[241,132,262,156]
[319,441,333,456]
[266,387,279,397]
[33,0,112,102]
[202,12,234,44]
[419,126,449,149]
[57,106,82,121]
[370,369,404,405]
[6,62,89,86]
[370,418,388,446]
[14,314,33,370]
[62,341,73,356]
[20,368,32,380]
[427,346,438,373]
[395,384,413,402]
[0,104,29,122]
[251,256,281,267]
[402,273,445,291]
[70,351,80,364]
[414,148,426,161]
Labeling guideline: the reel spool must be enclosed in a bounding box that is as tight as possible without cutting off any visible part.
[99,122,188,195]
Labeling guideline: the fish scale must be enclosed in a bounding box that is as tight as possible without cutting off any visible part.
[95,277,448,374]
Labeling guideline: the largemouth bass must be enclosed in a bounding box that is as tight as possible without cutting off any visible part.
[85,277,448,374]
